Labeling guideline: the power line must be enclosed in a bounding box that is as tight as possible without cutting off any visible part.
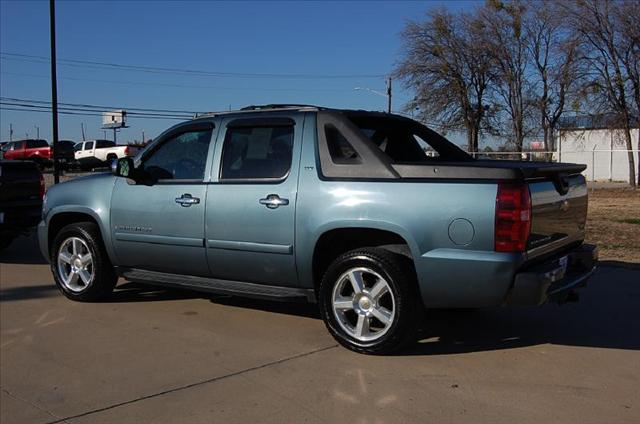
[0,97,197,116]
[0,52,386,79]
[0,71,350,92]
[0,106,189,120]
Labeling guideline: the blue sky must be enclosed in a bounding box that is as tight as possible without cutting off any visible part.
[1,0,477,143]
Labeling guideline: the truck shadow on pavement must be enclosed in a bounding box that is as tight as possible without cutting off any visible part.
[0,233,48,265]
[402,265,640,355]
[3,234,638,354]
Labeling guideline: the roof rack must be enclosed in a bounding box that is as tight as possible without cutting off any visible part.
[240,104,320,111]
[193,104,322,119]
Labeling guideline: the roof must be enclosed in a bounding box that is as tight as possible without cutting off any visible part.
[559,114,640,130]
[193,104,323,119]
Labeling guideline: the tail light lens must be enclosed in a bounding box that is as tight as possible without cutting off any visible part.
[39,173,46,199]
[495,183,531,252]
[124,146,129,155]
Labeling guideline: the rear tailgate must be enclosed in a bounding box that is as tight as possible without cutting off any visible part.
[527,172,588,258]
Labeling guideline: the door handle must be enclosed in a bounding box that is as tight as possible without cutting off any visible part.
[175,193,200,207]
[259,194,289,209]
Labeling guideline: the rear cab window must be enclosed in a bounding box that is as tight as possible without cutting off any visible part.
[96,140,115,149]
[26,139,49,149]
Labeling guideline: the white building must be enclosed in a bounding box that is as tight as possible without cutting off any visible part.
[555,117,639,183]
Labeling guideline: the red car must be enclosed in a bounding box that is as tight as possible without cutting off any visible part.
[2,139,52,167]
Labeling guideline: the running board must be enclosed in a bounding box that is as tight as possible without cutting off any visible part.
[119,268,316,303]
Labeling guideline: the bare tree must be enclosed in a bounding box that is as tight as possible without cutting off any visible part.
[395,9,492,153]
[614,1,640,185]
[525,1,580,157]
[481,0,531,152]
[568,0,637,187]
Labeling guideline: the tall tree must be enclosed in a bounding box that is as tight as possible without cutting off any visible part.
[568,0,637,187]
[481,0,531,152]
[395,9,492,153]
[614,1,640,185]
[525,0,580,156]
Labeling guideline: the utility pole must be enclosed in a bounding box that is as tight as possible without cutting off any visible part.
[142,130,145,144]
[9,123,13,141]
[35,125,40,139]
[386,76,392,114]
[50,0,60,184]
[81,122,86,141]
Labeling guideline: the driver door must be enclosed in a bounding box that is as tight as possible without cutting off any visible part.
[110,122,216,276]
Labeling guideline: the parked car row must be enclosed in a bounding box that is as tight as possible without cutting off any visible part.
[0,139,139,170]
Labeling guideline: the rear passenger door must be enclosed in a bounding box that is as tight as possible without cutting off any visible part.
[205,115,302,287]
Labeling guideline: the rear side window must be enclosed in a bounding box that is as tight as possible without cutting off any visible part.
[220,125,294,180]
[84,142,95,150]
[96,140,115,148]
[325,125,360,164]
[27,140,49,148]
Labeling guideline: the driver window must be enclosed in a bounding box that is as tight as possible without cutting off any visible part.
[142,128,213,181]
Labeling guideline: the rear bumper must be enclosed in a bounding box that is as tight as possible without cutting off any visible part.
[506,244,598,306]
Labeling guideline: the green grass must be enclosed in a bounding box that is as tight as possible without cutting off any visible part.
[616,218,640,225]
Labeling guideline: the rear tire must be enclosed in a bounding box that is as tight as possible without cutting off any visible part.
[319,247,421,355]
[50,222,117,301]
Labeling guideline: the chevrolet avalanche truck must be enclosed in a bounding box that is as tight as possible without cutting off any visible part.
[38,105,597,354]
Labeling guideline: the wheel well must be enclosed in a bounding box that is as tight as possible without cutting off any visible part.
[106,153,117,160]
[48,212,99,254]
[312,228,413,289]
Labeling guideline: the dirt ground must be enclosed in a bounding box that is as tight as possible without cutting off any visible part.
[586,188,640,264]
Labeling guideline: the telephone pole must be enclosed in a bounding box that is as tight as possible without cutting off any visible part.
[81,122,86,140]
[386,76,392,114]
[50,0,60,184]
[9,123,13,141]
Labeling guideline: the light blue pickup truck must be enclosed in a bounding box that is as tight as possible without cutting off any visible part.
[39,105,597,354]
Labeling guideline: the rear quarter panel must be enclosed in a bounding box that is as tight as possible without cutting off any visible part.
[296,114,522,308]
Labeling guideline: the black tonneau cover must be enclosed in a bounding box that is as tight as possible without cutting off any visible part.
[392,160,587,181]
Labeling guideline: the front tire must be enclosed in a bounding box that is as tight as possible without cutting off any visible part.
[319,248,421,355]
[51,222,117,301]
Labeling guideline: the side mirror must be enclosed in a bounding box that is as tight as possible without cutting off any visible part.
[111,157,156,185]
[112,157,135,179]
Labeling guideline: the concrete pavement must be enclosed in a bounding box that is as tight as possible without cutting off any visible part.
[1,233,639,423]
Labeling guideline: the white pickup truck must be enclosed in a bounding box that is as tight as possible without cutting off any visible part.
[74,140,139,170]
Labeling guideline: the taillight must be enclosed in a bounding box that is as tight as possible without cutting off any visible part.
[495,183,531,252]
[40,173,46,199]
[124,146,129,155]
